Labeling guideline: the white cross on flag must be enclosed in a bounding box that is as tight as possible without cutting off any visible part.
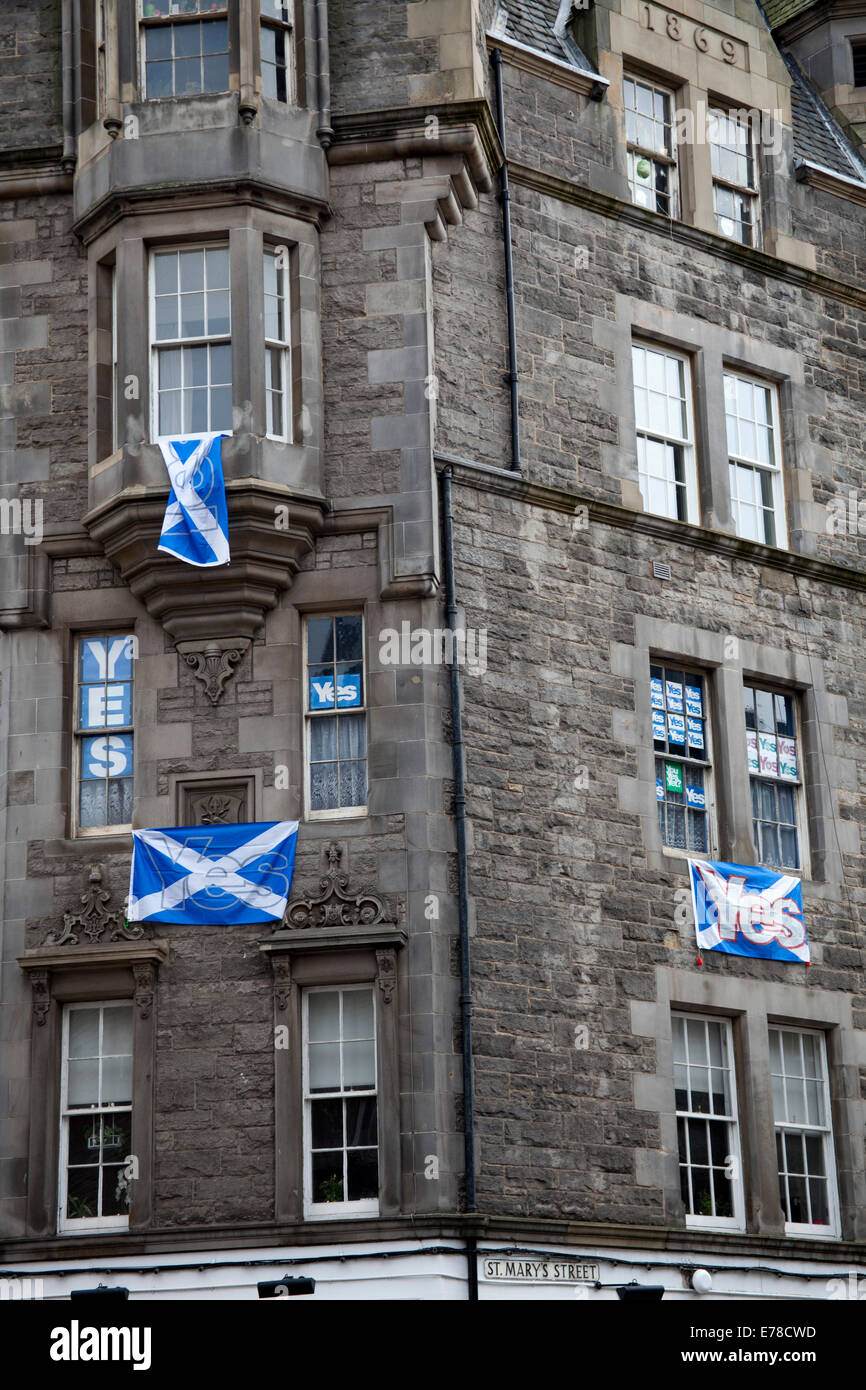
[128,821,299,925]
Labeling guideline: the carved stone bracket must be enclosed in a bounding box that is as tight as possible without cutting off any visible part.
[133,961,156,1020]
[272,954,292,1011]
[43,865,145,948]
[31,969,50,1027]
[180,639,247,706]
[376,948,397,1005]
[283,842,398,931]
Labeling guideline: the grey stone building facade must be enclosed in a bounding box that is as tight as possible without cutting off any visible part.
[0,0,865,1300]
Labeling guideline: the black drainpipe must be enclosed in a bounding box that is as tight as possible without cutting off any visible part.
[441,466,478,1301]
[490,47,521,472]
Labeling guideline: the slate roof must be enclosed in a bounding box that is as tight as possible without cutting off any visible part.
[491,0,595,73]
[761,0,816,29]
[491,0,866,186]
[784,49,866,181]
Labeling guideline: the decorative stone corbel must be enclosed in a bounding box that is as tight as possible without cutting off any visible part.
[272,954,293,1011]
[179,639,248,705]
[133,961,156,1020]
[376,948,397,1005]
[31,969,51,1027]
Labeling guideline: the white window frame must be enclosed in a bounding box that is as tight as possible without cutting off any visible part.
[725,370,787,549]
[111,266,120,453]
[709,107,761,249]
[632,341,700,524]
[72,632,135,839]
[623,74,680,219]
[97,0,107,117]
[769,1025,840,1239]
[259,0,295,104]
[651,662,716,859]
[302,985,379,1220]
[673,1013,746,1233]
[264,245,291,441]
[138,0,230,103]
[58,1001,133,1235]
[303,612,367,821]
[148,243,232,444]
[743,680,809,875]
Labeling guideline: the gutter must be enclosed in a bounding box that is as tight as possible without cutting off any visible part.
[489,47,521,472]
[315,0,334,149]
[440,466,478,1302]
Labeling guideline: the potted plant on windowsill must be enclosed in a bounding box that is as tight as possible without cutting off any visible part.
[102,1122,125,1150]
[68,1196,94,1219]
[318,1174,344,1203]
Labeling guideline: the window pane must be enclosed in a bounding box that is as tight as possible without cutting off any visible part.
[343,1040,375,1090]
[311,1098,343,1149]
[346,1148,378,1200]
[308,991,339,1042]
[69,1009,100,1058]
[345,1096,378,1148]
[342,989,374,1040]
[102,1006,133,1055]
[307,617,334,664]
[102,1055,132,1105]
[311,1152,344,1203]
[336,615,363,661]
[308,1042,340,1092]
[309,716,337,761]
[67,1059,100,1107]
[310,762,339,810]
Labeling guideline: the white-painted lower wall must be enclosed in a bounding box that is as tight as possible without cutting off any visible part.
[2,1237,865,1300]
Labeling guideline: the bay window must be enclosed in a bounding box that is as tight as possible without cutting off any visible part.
[150,245,232,441]
[264,246,291,439]
[260,0,293,103]
[140,1,230,100]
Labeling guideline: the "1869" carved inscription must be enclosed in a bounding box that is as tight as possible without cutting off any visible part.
[641,2,748,69]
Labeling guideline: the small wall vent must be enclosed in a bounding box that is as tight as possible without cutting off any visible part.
[652,560,672,580]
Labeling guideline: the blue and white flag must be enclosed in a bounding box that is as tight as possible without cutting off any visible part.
[128,821,298,925]
[157,434,230,567]
[689,858,808,964]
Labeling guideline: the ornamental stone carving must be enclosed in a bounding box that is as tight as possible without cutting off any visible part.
[376,948,397,1005]
[31,969,50,1027]
[43,865,145,948]
[282,842,397,931]
[133,961,156,1020]
[272,955,292,1011]
[182,641,245,706]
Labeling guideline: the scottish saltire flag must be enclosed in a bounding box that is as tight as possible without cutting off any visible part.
[689,858,808,964]
[157,433,230,567]
[128,821,299,925]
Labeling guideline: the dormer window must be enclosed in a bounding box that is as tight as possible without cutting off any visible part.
[852,41,866,88]
[140,0,229,100]
[624,76,679,217]
[709,108,760,248]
